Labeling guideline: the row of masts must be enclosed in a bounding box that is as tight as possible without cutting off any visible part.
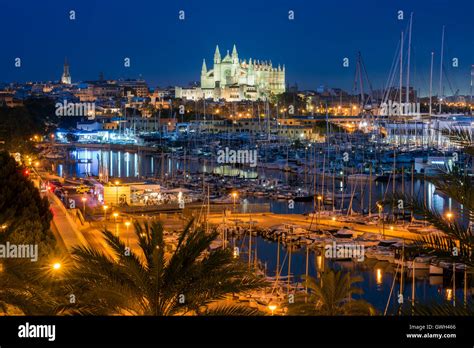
[387,13,451,116]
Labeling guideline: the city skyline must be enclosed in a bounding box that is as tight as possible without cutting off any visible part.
[1,0,473,96]
[1,1,474,342]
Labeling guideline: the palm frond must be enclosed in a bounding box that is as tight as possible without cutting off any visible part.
[201,305,262,316]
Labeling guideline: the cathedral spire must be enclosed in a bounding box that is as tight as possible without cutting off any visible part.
[201,59,207,74]
[232,44,238,59]
[214,45,221,63]
[61,57,71,84]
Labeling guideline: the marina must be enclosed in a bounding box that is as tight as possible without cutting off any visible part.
[35,134,474,313]
[1,3,474,342]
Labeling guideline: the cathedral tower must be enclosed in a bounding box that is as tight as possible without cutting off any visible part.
[61,58,71,84]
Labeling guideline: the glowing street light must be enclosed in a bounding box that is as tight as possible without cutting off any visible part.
[268,304,277,316]
[103,205,109,222]
[113,212,119,236]
[52,262,61,271]
[81,197,87,217]
[446,212,453,220]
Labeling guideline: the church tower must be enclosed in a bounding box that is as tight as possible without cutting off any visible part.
[213,45,221,64]
[213,45,222,86]
[231,44,238,64]
[201,59,213,88]
[61,58,71,84]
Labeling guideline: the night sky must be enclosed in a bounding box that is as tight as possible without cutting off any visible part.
[1,0,473,95]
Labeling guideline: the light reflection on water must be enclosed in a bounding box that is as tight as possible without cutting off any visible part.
[248,236,467,313]
[60,148,471,312]
[59,148,460,217]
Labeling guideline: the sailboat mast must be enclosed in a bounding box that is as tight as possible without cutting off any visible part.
[276,235,280,285]
[412,259,416,308]
[369,163,372,217]
[429,52,434,151]
[429,52,434,116]
[400,31,404,110]
[305,245,309,295]
[438,25,445,114]
[406,13,413,104]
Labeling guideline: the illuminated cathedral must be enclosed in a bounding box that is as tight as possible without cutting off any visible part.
[176,44,285,101]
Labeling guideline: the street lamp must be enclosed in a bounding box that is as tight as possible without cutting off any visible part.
[113,212,119,236]
[268,304,277,316]
[446,212,453,220]
[81,197,87,217]
[317,195,322,225]
[232,192,238,211]
[52,262,61,271]
[103,205,109,222]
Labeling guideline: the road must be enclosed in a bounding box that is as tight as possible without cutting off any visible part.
[47,191,89,252]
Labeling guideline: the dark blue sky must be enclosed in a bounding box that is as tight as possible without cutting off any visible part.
[1,0,473,95]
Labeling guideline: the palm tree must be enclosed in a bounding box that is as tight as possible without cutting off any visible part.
[288,270,377,316]
[0,257,76,315]
[70,219,266,315]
